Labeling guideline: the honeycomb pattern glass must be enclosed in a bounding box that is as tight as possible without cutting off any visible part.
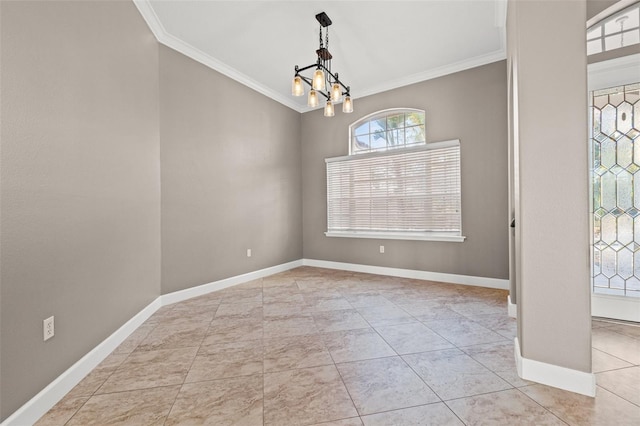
[592,83,640,298]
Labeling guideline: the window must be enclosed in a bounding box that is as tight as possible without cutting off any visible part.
[587,2,640,55]
[351,109,425,154]
[326,109,464,242]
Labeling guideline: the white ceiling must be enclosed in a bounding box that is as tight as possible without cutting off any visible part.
[135,1,507,112]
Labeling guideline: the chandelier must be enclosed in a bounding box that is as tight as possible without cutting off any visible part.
[291,12,353,117]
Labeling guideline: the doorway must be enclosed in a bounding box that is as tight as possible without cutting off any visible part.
[589,54,640,322]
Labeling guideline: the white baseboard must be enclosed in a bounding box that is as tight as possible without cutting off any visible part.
[508,295,517,318]
[2,259,303,426]
[161,259,303,305]
[302,258,509,290]
[514,337,596,397]
[1,298,162,426]
[591,293,640,322]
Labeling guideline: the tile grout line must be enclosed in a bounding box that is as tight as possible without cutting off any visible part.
[162,300,217,425]
[513,387,572,426]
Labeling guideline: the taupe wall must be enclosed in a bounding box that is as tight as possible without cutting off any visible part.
[159,46,302,294]
[301,61,509,280]
[0,0,160,420]
[508,0,592,372]
[587,0,620,19]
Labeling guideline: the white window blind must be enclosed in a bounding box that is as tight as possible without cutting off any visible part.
[325,140,463,241]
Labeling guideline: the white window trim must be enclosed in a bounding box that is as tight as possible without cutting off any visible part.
[329,139,457,163]
[324,230,466,242]
[325,139,466,242]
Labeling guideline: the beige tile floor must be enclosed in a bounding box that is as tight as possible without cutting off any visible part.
[36,267,640,425]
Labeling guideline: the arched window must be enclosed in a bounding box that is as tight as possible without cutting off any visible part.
[350,108,426,154]
[326,109,464,242]
[587,2,639,55]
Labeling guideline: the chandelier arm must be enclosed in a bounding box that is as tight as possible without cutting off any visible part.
[294,64,318,74]
[298,75,313,86]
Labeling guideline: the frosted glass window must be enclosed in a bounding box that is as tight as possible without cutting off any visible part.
[587,3,640,56]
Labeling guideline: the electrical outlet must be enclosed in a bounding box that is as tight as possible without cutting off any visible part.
[43,316,54,341]
[247,248,252,258]
[379,245,385,254]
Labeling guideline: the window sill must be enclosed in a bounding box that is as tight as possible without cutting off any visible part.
[324,231,466,242]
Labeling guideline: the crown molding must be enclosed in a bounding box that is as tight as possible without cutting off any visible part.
[352,49,507,103]
[133,0,305,112]
[134,1,506,115]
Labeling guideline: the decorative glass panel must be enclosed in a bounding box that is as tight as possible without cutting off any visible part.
[591,83,640,296]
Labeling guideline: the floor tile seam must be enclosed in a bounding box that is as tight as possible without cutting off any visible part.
[449,335,511,349]
[594,327,640,342]
[450,312,509,335]
[262,331,266,426]
[133,342,203,353]
[263,362,335,375]
[594,383,640,408]
[591,345,640,365]
[410,320,463,349]
[461,350,519,389]
[512,387,572,426]
[161,383,184,426]
[332,368,365,418]
[442,386,540,405]
[179,324,210,391]
[57,395,91,426]
[594,362,639,374]
[88,350,138,398]
[438,399,469,425]
[321,333,361,418]
[364,299,470,352]
[392,346,459,357]
[400,352,515,402]
[358,400,450,419]
[183,369,264,385]
[356,310,405,359]
[88,382,184,398]
[392,353,443,405]
[327,349,399,365]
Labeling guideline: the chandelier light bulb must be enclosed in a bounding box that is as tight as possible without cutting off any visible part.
[312,69,325,91]
[331,83,342,102]
[308,89,319,108]
[324,100,335,117]
[292,76,304,96]
[342,95,353,113]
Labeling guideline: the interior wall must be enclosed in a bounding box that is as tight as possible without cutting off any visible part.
[301,60,509,280]
[159,46,302,294]
[508,0,592,372]
[0,0,160,420]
